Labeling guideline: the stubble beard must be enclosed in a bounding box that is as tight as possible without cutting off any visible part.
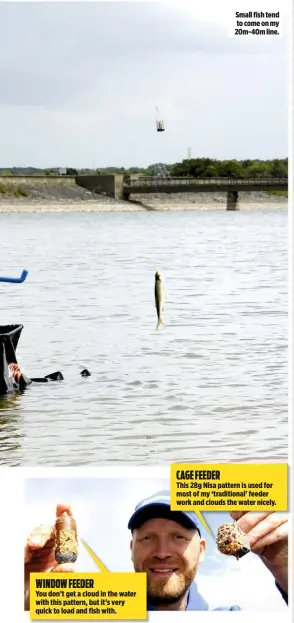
[146,564,198,607]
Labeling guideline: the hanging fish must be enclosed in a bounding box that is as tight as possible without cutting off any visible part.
[155,270,165,329]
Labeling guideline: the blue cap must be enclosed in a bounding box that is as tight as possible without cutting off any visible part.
[128,490,201,536]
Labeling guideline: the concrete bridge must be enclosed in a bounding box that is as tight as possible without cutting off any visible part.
[76,175,288,210]
[122,176,288,210]
[1,174,286,210]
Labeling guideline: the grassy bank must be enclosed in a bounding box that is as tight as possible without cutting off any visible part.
[0,182,29,197]
[267,189,288,197]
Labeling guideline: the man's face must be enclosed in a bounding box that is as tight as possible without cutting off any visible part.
[130,517,206,606]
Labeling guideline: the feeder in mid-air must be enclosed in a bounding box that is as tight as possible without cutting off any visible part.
[156,106,165,132]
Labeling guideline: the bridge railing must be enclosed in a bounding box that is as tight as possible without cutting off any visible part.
[124,177,288,187]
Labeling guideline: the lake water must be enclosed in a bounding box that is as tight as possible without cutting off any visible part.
[0,208,288,466]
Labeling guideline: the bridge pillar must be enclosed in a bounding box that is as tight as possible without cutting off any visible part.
[227,191,239,210]
[75,175,124,199]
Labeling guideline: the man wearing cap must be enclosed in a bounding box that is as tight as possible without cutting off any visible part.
[128,490,288,611]
[24,493,288,611]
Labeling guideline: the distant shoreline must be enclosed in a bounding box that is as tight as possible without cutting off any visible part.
[0,191,288,214]
[0,176,288,213]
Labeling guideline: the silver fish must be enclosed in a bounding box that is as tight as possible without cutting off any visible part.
[155,270,165,330]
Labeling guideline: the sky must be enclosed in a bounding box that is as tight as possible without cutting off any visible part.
[0,0,290,169]
[24,475,287,611]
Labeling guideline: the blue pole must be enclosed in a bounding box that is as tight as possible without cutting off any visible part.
[0,270,28,283]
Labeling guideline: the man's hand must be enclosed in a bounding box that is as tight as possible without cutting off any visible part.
[230,511,288,594]
[24,504,76,611]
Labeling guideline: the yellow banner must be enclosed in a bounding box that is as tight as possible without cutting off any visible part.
[30,573,147,620]
[170,463,288,534]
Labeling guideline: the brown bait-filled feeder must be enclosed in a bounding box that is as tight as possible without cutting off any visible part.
[54,512,78,564]
[216,523,250,560]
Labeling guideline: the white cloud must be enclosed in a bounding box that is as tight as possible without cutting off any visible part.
[0,0,288,167]
[165,0,291,26]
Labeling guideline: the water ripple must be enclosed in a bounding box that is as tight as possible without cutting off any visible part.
[0,209,288,465]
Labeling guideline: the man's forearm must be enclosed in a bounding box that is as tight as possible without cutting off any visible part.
[261,557,288,596]
[24,573,30,611]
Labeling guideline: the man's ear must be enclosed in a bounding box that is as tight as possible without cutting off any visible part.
[199,539,206,564]
[130,539,134,562]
